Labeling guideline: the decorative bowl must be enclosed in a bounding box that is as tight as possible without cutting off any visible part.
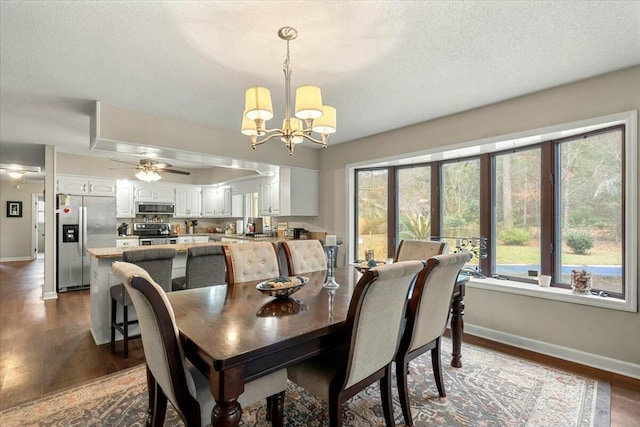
[256,276,309,299]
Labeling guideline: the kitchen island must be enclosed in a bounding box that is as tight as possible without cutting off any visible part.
[88,242,225,345]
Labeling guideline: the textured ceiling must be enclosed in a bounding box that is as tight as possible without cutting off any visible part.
[1,1,639,168]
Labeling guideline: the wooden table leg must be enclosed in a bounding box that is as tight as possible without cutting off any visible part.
[210,366,244,427]
[450,289,465,368]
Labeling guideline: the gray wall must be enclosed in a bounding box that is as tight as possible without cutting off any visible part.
[0,181,44,260]
[316,66,640,369]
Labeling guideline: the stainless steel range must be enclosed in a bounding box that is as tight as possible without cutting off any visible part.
[133,222,178,245]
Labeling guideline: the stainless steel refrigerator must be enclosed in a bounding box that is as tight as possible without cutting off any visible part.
[57,194,116,292]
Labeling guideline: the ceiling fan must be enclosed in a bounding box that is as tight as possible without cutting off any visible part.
[109,159,190,182]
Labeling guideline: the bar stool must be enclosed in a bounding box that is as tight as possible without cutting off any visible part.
[110,247,176,357]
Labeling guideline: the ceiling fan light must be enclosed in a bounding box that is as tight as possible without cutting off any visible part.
[7,171,24,179]
[295,85,323,120]
[312,105,337,134]
[136,170,161,182]
[245,87,273,121]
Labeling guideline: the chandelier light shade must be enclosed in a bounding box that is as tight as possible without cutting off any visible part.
[241,27,337,155]
[135,169,161,183]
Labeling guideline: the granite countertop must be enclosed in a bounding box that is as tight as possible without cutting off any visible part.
[88,242,223,258]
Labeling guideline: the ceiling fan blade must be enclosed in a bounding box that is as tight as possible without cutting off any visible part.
[108,167,137,170]
[163,169,191,175]
[109,158,139,166]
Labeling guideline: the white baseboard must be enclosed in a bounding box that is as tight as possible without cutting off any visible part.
[465,323,640,380]
[42,291,58,300]
[0,256,33,262]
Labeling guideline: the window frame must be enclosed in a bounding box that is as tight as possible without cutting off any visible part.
[348,110,637,312]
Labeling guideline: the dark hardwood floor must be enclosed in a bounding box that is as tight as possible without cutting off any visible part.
[1,257,639,426]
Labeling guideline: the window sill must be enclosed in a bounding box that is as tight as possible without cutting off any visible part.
[466,276,636,312]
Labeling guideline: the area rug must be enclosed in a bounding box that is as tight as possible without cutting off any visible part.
[0,338,609,426]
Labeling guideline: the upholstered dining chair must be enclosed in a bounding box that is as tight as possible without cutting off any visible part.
[281,239,327,275]
[394,252,471,426]
[222,242,281,286]
[394,239,449,262]
[172,245,226,291]
[111,261,287,427]
[287,260,428,427]
[110,247,176,358]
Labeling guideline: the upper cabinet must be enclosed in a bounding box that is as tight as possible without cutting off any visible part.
[57,175,116,197]
[279,167,318,216]
[174,186,202,218]
[116,180,135,218]
[258,176,279,216]
[135,184,175,203]
[202,186,232,218]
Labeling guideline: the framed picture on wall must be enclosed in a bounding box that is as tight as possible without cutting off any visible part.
[7,201,22,218]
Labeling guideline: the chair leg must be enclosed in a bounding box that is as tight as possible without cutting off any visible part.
[380,364,396,427]
[146,367,167,427]
[110,298,116,349]
[328,394,343,427]
[122,304,129,358]
[432,338,445,397]
[267,391,285,427]
[396,357,413,426]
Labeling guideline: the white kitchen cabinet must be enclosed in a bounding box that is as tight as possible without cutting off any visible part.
[116,238,139,248]
[202,186,231,217]
[178,236,194,244]
[177,236,208,244]
[258,176,279,216]
[279,167,318,216]
[135,184,175,203]
[115,180,135,218]
[174,186,202,218]
[57,175,116,196]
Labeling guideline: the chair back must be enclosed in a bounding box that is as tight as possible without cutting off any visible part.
[343,260,425,389]
[111,261,200,421]
[281,240,327,275]
[394,239,448,262]
[405,252,471,352]
[184,245,226,288]
[222,242,281,285]
[122,248,177,292]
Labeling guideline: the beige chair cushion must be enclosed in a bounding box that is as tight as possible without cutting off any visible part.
[410,252,470,352]
[225,242,281,284]
[282,240,327,275]
[287,260,424,393]
[395,240,449,262]
[112,261,288,426]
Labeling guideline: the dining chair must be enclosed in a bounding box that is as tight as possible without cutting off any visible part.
[171,245,226,291]
[394,252,471,426]
[287,260,428,427]
[394,239,449,262]
[110,247,176,358]
[281,239,327,275]
[111,261,288,427]
[222,242,281,286]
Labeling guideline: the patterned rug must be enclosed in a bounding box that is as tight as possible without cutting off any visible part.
[0,338,609,426]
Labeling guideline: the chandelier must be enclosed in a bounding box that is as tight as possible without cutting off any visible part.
[241,27,336,155]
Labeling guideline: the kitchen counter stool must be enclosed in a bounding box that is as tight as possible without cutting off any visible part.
[110,247,176,357]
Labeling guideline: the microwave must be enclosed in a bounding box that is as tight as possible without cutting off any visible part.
[136,203,175,215]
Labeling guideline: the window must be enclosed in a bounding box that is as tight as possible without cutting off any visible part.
[397,166,431,240]
[494,148,541,280]
[352,113,634,307]
[355,169,388,260]
[556,128,624,296]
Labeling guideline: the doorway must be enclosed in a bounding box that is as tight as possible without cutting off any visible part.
[31,193,45,259]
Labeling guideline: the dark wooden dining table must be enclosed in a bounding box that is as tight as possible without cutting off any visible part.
[166,265,467,427]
